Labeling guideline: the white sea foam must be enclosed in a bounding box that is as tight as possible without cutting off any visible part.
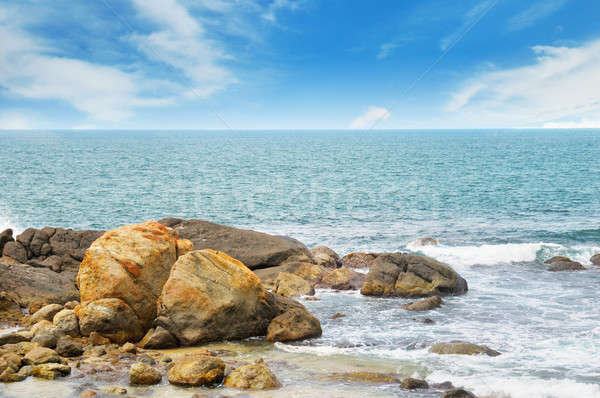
[0,215,20,234]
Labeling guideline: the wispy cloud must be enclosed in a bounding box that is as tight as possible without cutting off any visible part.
[508,0,568,31]
[349,106,390,129]
[261,0,302,23]
[0,111,33,129]
[440,0,496,51]
[446,39,600,127]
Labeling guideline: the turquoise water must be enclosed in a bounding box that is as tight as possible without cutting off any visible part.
[1,129,600,397]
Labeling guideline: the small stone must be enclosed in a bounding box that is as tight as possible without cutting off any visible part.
[304,297,320,301]
[402,296,442,311]
[79,390,97,398]
[223,363,281,390]
[129,362,162,385]
[330,313,345,319]
[0,331,30,346]
[441,389,476,398]
[120,342,136,353]
[138,354,156,365]
[30,304,63,324]
[88,332,111,346]
[429,342,500,357]
[64,301,80,310]
[400,377,429,389]
[168,357,226,387]
[56,337,84,357]
[32,363,71,379]
[31,333,57,348]
[137,326,178,349]
[0,368,27,382]
[266,308,322,342]
[106,386,127,395]
[274,272,315,297]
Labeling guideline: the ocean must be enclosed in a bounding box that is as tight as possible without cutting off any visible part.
[1,129,599,397]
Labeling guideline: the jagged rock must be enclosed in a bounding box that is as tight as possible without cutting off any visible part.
[361,253,467,297]
[266,307,322,342]
[0,368,27,383]
[129,362,162,385]
[319,267,365,290]
[32,363,71,379]
[137,326,178,349]
[31,320,55,336]
[53,309,80,337]
[64,300,79,310]
[401,296,442,311]
[341,253,378,269]
[167,357,225,387]
[310,246,341,268]
[274,272,315,297]
[56,337,84,357]
[76,221,192,340]
[87,331,111,346]
[400,377,429,389]
[223,362,281,390]
[159,218,312,270]
[429,342,500,357]
[30,303,63,324]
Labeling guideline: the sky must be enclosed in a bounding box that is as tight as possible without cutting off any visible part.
[1,0,599,130]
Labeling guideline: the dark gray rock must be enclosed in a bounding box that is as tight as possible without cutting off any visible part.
[0,229,14,254]
[547,261,585,272]
[590,253,600,266]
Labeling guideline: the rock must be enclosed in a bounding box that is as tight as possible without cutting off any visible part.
[77,221,192,338]
[330,313,345,319]
[0,260,79,308]
[79,391,97,398]
[129,362,162,385]
[17,365,33,377]
[56,337,84,357]
[0,368,27,382]
[31,320,55,336]
[0,353,22,374]
[304,296,320,301]
[23,346,61,365]
[2,342,36,356]
[85,346,106,357]
[409,237,439,246]
[341,253,378,269]
[76,298,144,344]
[0,330,30,346]
[0,229,14,255]
[591,253,600,266]
[137,326,178,349]
[53,309,80,337]
[400,377,429,389]
[137,354,156,365]
[159,218,312,269]
[31,333,57,348]
[32,363,71,379]
[361,253,468,297]
[88,331,111,346]
[254,262,328,285]
[310,246,341,268]
[401,296,442,311]
[106,387,127,395]
[64,300,79,310]
[120,342,136,353]
[274,272,315,297]
[429,342,500,357]
[547,261,585,271]
[223,363,281,390]
[156,249,285,345]
[167,357,225,387]
[266,307,322,342]
[30,303,63,324]
[319,267,365,290]
[441,389,476,398]
[0,291,23,324]
[322,372,398,384]
[544,256,572,264]
[2,241,27,263]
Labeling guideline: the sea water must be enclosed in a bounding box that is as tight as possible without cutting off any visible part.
[0,129,599,397]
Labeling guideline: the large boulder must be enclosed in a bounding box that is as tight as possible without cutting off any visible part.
[223,362,281,390]
[266,307,322,342]
[319,268,365,290]
[158,218,312,269]
[310,246,341,268]
[77,221,192,339]
[274,272,315,297]
[341,253,378,269]
[360,253,467,297]
[156,249,279,345]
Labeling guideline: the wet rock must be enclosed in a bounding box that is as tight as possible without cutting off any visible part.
[341,253,378,269]
[0,291,23,325]
[2,342,36,356]
[167,357,225,387]
[23,346,61,365]
[17,365,33,377]
[429,342,500,357]
[138,354,156,365]
[129,362,162,385]
[441,389,476,398]
[330,313,345,319]
[30,303,63,324]
[77,221,192,339]
[0,368,27,382]
[400,377,429,389]
[319,267,365,290]
[31,333,57,348]
[304,296,320,301]
[120,342,136,353]
[310,246,341,268]
[53,309,80,337]
[361,253,468,297]
[274,272,315,297]
[544,256,572,264]
[137,326,178,349]
[591,253,600,266]
[223,362,281,390]
[0,352,22,374]
[157,249,301,345]
[56,337,84,357]
[322,372,398,384]
[409,237,439,247]
[401,296,442,311]
[266,307,322,342]
[85,346,106,357]
[32,363,71,379]
[254,262,328,285]
[87,331,111,346]
[0,330,30,346]
[547,261,585,271]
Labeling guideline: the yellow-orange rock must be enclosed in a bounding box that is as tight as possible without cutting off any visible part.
[76,221,192,340]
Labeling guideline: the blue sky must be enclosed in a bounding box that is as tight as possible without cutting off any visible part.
[1,0,599,129]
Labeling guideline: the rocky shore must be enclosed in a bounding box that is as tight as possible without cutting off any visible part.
[2,219,595,397]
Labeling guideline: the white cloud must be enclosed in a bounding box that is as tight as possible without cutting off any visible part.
[543,120,600,129]
[508,0,567,31]
[0,112,33,129]
[377,42,399,59]
[261,0,301,23]
[440,0,496,51]
[349,106,390,129]
[446,39,600,127]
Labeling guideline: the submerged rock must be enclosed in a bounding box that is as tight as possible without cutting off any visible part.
[77,221,192,341]
[159,218,312,269]
[223,362,281,390]
[274,272,315,297]
[319,267,365,290]
[129,362,162,385]
[322,371,398,384]
[310,246,341,268]
[167,357,225,387]
[266,307,322,342]
[429,342,500,357]
[441,389,476,398]
[409,237,439,247]
[341,253,378,269]
[401,296,442,311]
[400,377,429,389]
[547,260,585,271]
[591,253,600,266]
[361,253,467,297]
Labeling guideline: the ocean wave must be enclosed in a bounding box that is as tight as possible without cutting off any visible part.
[0,214,20,234]
[406,242,600,267]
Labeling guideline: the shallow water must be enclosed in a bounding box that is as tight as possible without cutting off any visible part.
[1,130,599,397]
